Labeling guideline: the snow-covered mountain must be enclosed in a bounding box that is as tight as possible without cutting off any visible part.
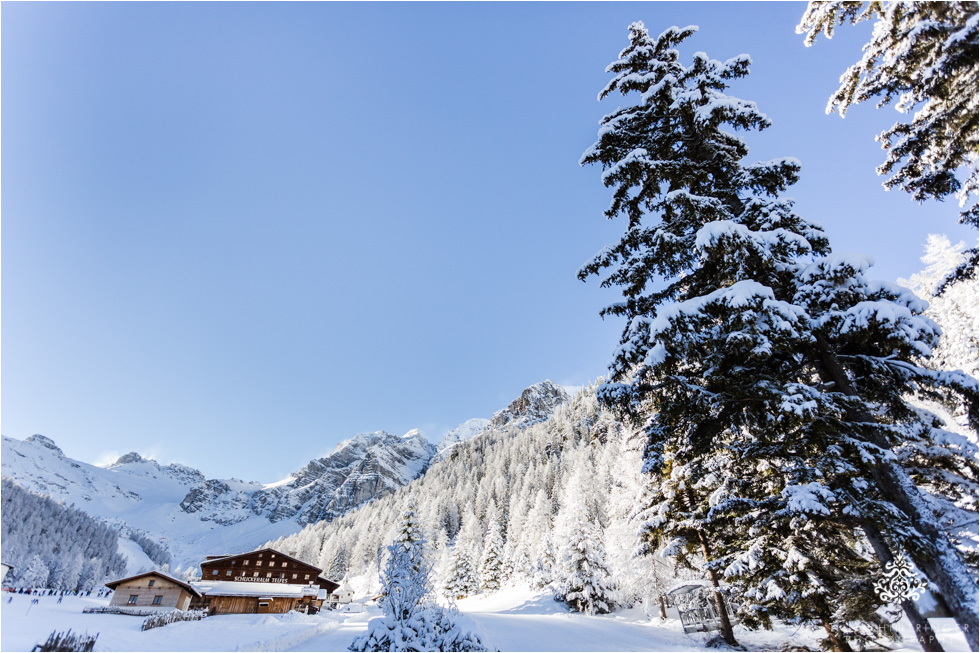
[1,380,572,574]
[485,380,570,431]
[246,429,437,525]
[1,434,293,573]
[433,419,490,463]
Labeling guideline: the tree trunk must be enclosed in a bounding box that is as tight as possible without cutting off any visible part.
[861,522,944,652]
[697,530,739,648]
[813,333,977,651]
[822,618,854,652]
[658,594,667,620]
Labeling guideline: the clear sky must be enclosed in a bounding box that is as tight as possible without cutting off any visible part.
[3,2,973,483]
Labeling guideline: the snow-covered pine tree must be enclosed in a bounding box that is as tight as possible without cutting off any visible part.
[531,531,555,590]
[579,21,823,648]
[797,1,979,284]
[350,500,489,652]
[578,21,976,650]
[443,543,480,600]
[519,489,554,586]
[20,554,50,589]
[479,506,505,593]
[432,529,452,589]
[553,465,616,615]
[901,234,980,378]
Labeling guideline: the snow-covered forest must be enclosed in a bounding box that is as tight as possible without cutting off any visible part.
[266,385,669,606]
[0,479,129,591]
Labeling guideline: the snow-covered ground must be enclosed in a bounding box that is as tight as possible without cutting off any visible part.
[455,586,972,652]
[1,588,970,652]
[0,594,371,652]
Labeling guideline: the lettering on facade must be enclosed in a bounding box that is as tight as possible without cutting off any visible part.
[233,576,288,584]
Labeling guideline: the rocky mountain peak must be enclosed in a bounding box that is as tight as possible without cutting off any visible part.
[486,380,570,432]
[25,434,64,455]
[114,452,145,465]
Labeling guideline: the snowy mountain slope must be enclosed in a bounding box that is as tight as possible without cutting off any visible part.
[2,381,571,574]
[1,431,436,571]
[1,434,299,572]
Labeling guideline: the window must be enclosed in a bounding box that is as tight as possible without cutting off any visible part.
[231,560,236,565]
[148,580,155,587]
[271,554,276,558]
[266,573,272,578]
[253,572,259,577]
[258,553,263,558]
[152,596,163,605]
[257,561,263,567]
[282,562,287,568]
[226,571,232,576]
[292,574,297,579]
[212,570,218,576]
[128,595,138,605]
[280,573,285,579]
[244,560,250,566]
[304,574,310,580]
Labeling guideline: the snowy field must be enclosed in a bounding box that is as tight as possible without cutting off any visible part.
[0,590,970,652]
[0,594,371,652]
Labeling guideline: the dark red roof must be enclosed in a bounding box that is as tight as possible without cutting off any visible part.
[199,548,321,572]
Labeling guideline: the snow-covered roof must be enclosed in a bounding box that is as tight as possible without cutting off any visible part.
[105,571,202,597]
[666,579,712,595]
[193,580,321,598]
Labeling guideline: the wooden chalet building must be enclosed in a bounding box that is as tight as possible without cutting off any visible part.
[193,548,340,615]
[105,571,202,612]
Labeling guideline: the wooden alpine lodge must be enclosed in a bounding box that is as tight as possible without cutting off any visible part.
[105,548,340,615]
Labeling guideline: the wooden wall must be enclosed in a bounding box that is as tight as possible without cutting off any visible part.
[209,595,298,615]
[109,577,192,611]
[200,549,321,585]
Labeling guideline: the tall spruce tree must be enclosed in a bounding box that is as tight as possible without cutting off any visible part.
[553,466,617,615]
[579,22,826,647]
[797,1,979,286]
[479,517,505,593]
[580,21,977,650]
[443,544,480,600]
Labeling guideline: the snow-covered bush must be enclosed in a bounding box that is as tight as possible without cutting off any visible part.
[350,603,490,653]
[82,606,159,617]
[140,609,208,631]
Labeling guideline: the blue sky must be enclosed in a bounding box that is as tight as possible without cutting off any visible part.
[3,2,972,482]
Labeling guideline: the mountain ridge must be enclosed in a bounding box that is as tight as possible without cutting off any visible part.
[1,379,576,574]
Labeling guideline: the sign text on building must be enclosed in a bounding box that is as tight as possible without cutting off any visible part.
[233,576,288,584]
